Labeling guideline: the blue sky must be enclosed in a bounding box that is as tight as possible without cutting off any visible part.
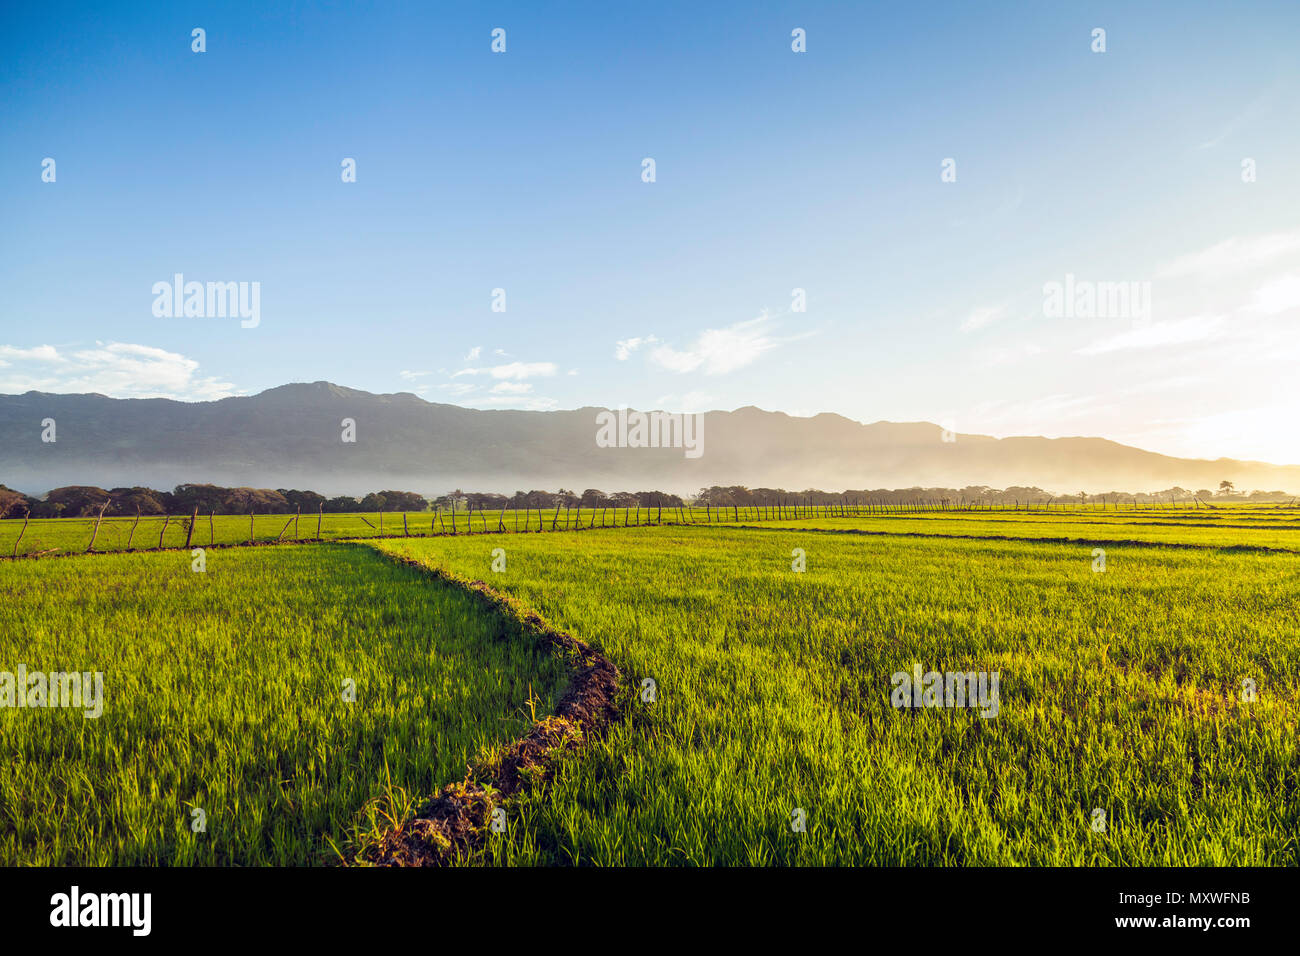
[3,0,1299,463]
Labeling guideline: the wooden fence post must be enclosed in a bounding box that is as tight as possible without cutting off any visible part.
[12,508,30,557]
[183,506,199,549]
[126,507,141,550]
[86,500,111,553]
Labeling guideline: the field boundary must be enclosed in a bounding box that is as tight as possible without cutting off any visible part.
[353,548,623,866]
[4,511,1299,564]
[0,518,673,563]
[718,522,1300,556]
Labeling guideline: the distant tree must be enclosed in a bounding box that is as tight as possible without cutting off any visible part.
[432,491,467,510]
[1218,480,1235,496]
[0,484,33,518]
[106,487,169,516]
[373,490,428,511]
[580,489,606,508]
[278,489,327,513]
[610,492,638,509]
[523,490,555,509]
[221,487,291,514]
[323,495,360,513]
[697,486,732,505]
[45,486,112,517]
[633,490,683,507]
[172,484,231,514]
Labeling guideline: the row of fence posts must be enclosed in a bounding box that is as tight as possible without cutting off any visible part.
[2,491,1273,557]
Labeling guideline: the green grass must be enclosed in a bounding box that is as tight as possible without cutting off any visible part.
[747,512,1300,551]
[0,508,665,557]
[6,504,1299,557]
[377,524,1300,865]
[4,507,1298,866]
[0,543,568,865]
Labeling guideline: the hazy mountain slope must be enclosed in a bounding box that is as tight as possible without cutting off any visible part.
[1,382,1296,496]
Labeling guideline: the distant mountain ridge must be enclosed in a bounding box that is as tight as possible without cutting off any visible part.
[1,381,1296,497]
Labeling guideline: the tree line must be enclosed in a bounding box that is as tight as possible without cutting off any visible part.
[3,480,1292,520]
[692,484,1295,506]
[0,483,430,519]
[0,483,689,519]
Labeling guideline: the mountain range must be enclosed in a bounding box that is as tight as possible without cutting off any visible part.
[1,381,1296,497]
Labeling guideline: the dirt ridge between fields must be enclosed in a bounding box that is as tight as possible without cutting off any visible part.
[717,523,1300,555]
[354,551,622,867]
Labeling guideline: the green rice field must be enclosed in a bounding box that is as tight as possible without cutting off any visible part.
[2,506,1297,865]
[0,544,566,865]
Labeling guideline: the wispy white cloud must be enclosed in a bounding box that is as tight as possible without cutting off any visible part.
[0,342,238,400]
[961,305,1006,333]
[1194,91,1272,150]
[615,335,658,360]
[1076,315,1225,355]
[648,315,786,375]
[975,342,1044,366]
[1155,230,1300,281]
[0,344,63,364]
[1247,273,1300,315]
[470,395,560,411]
[452,361,557,380]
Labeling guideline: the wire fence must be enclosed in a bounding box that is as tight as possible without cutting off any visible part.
[4,496,1299,559]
